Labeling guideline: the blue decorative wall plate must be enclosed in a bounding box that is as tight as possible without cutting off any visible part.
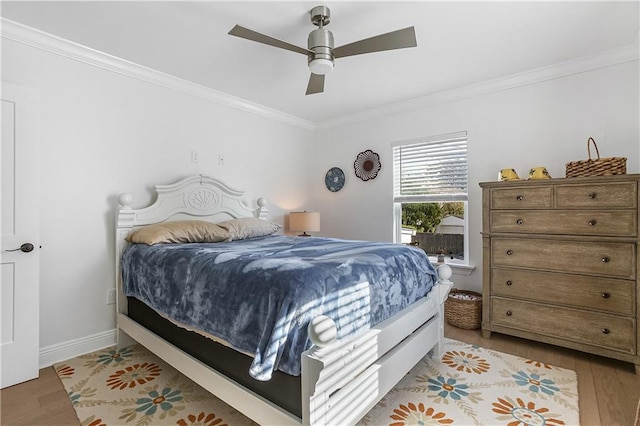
[325,167,345,192]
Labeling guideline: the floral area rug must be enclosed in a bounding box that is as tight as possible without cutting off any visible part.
[55,338,579,425]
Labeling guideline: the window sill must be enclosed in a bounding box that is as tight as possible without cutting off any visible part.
[431,260,475,276]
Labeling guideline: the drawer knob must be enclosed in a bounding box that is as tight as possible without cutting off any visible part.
[601,256,610,263]
[588,219,597,226]
[588,192,597,199]
[601,292,610,299]
[506,250,513,255]
[601,328,610,335]
[506,280,513,286]
[516,195,523,201]
[516,219,523,225]
[506,311,512,316]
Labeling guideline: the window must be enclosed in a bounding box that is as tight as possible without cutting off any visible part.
[393,131,469,265]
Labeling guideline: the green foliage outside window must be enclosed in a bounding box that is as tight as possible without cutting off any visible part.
[401,202,464,233]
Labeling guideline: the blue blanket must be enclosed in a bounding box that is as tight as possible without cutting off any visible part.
[122,235,437,380]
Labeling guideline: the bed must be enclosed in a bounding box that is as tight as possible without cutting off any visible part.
[115,175,454,425]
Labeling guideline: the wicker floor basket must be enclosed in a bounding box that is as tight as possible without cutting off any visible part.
[445,289,482,330]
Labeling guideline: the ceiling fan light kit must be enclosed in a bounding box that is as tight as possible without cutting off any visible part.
[228,5,417,95]
[308,58,334,75]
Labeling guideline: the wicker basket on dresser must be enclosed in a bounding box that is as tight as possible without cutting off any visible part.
[480,174,640,374]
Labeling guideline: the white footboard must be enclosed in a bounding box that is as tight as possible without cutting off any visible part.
[302,265,453,425]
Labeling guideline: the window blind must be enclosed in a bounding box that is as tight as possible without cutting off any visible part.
[393,131,468,203]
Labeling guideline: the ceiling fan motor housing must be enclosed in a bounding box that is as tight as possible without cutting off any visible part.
[308,28,334,74]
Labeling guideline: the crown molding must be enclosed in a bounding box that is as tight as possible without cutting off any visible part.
[3,18,637,133]
[316,43,640,130]
[1,18,315,131]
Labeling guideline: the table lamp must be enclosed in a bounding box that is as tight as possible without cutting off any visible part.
[289,211,320,237]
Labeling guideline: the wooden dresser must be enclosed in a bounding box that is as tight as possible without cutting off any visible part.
[480,174,639,374]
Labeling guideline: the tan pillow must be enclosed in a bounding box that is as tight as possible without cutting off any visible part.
[126,220,231,245]
[217,217,281,241]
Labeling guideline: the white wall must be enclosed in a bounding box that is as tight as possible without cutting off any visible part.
[2,38,315,352]
[314,60,640,290]
[3,27,639,360]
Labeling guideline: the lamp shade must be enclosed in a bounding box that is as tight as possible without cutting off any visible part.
[289,211,320,236]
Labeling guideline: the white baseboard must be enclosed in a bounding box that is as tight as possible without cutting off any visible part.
[39,328,117,369]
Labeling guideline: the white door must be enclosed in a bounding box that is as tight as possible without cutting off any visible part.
[1,82,40,388]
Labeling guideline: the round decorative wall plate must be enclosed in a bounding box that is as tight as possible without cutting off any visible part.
[325,167,345,192]
[354,150,381,181]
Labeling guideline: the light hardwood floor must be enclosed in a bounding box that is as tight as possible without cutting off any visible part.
[2,324,639,425]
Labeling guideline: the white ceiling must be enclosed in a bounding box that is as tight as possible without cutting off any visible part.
[2,1,639,123]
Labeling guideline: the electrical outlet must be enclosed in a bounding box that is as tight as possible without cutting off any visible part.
[218,154,225,166]
[106,289,116,305]
[191,150,200,164]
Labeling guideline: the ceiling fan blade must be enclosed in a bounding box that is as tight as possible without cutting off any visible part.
[306,73,325,95]
[229,25,312,56]
[332,26,417,59]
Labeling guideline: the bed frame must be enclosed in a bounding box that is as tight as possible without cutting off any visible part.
[115,174,453,426]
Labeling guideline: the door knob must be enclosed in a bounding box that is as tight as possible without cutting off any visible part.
[6,243,34,253]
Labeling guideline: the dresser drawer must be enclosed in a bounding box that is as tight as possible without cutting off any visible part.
[490,210,637,236]
[491,297,636,354]
[490,187,552,209]
[556,182,637,208]
[492,238,636,279]
[491,267,635,315]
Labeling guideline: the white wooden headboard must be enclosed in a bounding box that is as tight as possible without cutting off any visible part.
[114,174,268,316]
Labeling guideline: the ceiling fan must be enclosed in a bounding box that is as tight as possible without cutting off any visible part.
[228,5,417,95]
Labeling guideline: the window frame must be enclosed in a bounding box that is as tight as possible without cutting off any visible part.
[392,131,471,268]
